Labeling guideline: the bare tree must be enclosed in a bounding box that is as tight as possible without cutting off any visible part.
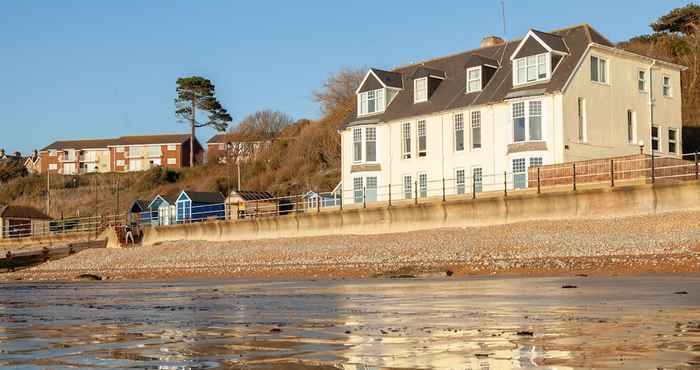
[314,68,366,116]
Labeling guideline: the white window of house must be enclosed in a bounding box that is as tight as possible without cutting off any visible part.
[663,76,672,97]
[353,177,363,204]
[358,89,385,116]
[454,114,464,152]
[167,158,177,165]
[353,128,362,162]
[116,159,125,166]
[668,128,677,154]
[512,100,542,143]
[513,158,527,189]
[627,110,636,144]
[148,145,161,157]
[455,168,465,195]
[514,53,548,85]
[417,120,427,157]
[403,175,413,199]
[48,163,58,170]
[418,173,428,198]
[64,149,75,161]
[638,70,647,92]
[365,127,376,162]
[513,102,526,142]
[414,78,427,103]
[529,101,542,141]
[116,146,124,153]
[366,176,377,202]
[591,56,608,83]
[467,67,482,93]
[167,144,176,151]
[472,167,483,193]
[471,111,482,149]
[652,126,660,151]
[401,123,412,159]
[530,157,543,167]
[577,97,587,142]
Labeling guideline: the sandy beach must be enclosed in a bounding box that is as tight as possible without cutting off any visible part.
[2,210,699,282]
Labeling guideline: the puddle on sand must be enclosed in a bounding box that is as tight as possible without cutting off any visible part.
[0,276,699,369]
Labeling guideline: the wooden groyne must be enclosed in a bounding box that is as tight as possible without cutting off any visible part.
[0,240,107,272]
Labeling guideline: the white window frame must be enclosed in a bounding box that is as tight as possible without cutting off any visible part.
[513,53,550,86]
[167,144,177,151]
[358,88,385,116]
[353,177,364,204]
[466,66,482,93]
[512,158,528,189]
[417,120,427,157]
[651,126,660,152]
[455,168,466,195]
[471,111,482,150]
[48,163,58,171]
[418,172,428,198]
[352,128,362,163]
[668,128,678,154]
[637,69,647,92]
[590,55,609,84]
[577,97,587,143]
[414,77,428,103]
[472,166,483,193]
[401,122,412,159]
[662,75,672,97]
[403,175,413,200]
[365,127,377,163]
[167,157,177,165]
[512,99,544,143]
[454,113,464,152]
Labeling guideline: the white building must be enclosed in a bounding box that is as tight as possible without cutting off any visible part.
[339,24,684,205]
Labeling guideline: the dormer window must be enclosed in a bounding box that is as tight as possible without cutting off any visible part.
[513,53,549,85]
[467,66,482,93]
[414,77,428,103]
[358,88,385,116]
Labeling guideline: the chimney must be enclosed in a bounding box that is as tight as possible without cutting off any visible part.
[480,35,505,48]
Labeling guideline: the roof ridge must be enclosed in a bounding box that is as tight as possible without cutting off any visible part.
[392,24,590,72]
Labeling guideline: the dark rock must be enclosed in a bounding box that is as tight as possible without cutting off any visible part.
[516,331,534,336]
[446,270,454,277]
[575,274,588,277]
[390,274,416,279]
[77,274,102,281]
[674,291,688,295]
[562,285,577,289]
[344,330,351,334]
[270,328,282,333]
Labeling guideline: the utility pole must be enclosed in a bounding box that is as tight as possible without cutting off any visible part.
[237,159,241,191]
[46,170,51,216]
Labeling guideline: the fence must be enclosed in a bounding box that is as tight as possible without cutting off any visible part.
[131,152,700,225]
[5,153,699,240]
[0,213,126,241]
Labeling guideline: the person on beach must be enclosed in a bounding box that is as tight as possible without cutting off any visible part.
[125,224,135,245]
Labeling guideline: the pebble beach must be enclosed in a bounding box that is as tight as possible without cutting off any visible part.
[3,210,700,281]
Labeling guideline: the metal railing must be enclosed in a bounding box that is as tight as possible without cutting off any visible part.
[5,153,699,240]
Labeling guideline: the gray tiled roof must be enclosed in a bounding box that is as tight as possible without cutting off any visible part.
[342,24,614,129]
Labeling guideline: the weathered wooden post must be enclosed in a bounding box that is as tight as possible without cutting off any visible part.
[503,172,507,197]
[442,178,446,202]
[537,167,541,194]
[388,183,392,208]
[472,177,476,200]
[695,152,699,180]
[572,163,577,191]
[610,159,615,187]
[414,180,418,205]
[363,186,367,209]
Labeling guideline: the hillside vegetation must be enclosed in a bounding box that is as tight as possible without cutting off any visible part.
[3,4,699,217]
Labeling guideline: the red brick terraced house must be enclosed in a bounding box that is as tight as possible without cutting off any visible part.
[38,134,204,174]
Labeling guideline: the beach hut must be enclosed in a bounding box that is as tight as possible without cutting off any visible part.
[0,205,52,239]
[176,190,226,223]
[128,200,150,225]
[226,190,276,218]
[148,192,179,226]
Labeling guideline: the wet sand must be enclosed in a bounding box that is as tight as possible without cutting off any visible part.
[0,276,698,369]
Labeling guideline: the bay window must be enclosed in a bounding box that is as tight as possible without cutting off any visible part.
[353,128,362,162]
[365,127,376,162]
[512,100,543,143]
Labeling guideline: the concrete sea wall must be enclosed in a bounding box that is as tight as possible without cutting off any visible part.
[141,181,700,245]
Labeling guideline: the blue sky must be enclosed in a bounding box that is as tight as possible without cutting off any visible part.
[0,0,688,154]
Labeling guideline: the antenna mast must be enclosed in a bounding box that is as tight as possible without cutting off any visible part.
[500,1,507,38]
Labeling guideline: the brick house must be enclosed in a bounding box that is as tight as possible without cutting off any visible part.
[38,134,204,174]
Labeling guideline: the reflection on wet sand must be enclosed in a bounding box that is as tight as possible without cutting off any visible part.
[0,276,699,369]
